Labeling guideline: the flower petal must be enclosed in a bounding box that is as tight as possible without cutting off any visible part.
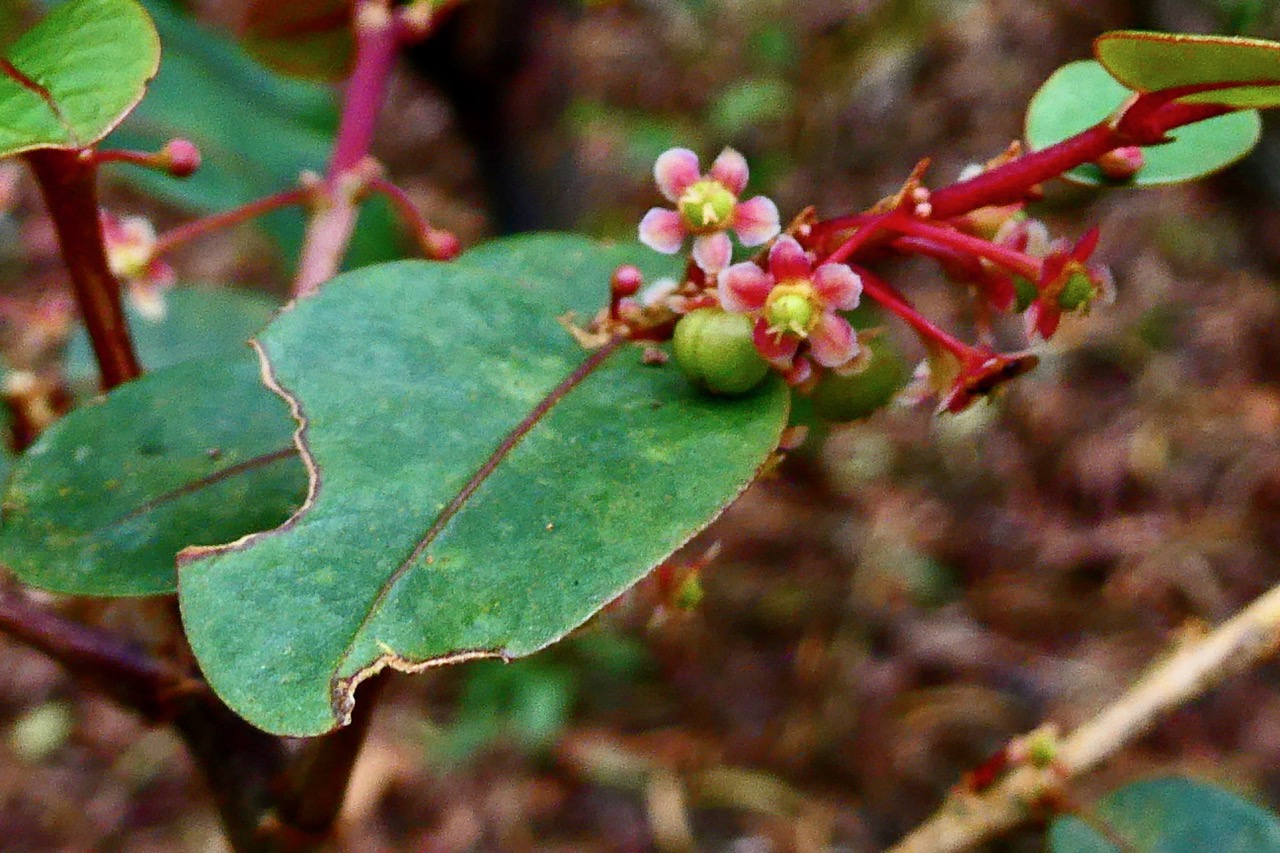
[733,196,781,247]
[692,232,733,274]
[709,147,749,195]
[809,312,859,368]
[753,317,800,369]
[639,208,686,254]
[767,235,811,280]
[1028,300,1061,340]
[654,148,701,202]
[812,263,862,310]
[718,263,773,313]
[1072,225,1100,261]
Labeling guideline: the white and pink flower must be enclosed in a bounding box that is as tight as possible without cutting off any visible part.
[639,147,780,274]
[101,212,175,320]
[717,235,863,380]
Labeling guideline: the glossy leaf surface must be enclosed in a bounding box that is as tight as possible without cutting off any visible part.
[0,0,159,157]
[1025,60,1261,186]
[1096,30,1280,109]
[1050,777,1280,852]
[180,235,790,735]
[0,358,305,596]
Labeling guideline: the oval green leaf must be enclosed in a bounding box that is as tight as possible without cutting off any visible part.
[0,358,306,596]
[1050,777,1280,852]
[1096,30,1280,109]
[1025,60,1261,186]
[179,234,790,736]
[0,0,160,158]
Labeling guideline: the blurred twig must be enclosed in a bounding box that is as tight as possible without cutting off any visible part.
[887,581,1280,853]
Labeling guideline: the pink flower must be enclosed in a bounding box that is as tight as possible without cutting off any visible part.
[101,212,175,320]
[717,236,863,377]
[639,147,780,274]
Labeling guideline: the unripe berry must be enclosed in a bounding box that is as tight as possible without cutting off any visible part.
[672,308,769,396]
[810,333,907,422]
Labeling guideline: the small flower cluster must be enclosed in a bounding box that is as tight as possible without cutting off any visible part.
[636,147,864,389]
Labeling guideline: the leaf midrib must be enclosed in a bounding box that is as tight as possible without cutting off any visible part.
[332,336,627,676]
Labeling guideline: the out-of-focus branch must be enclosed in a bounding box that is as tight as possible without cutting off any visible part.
[888,581,1280,853]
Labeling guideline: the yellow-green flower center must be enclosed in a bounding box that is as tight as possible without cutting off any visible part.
[764,281,819,337]
[678,179,737,234]
[1057,270,1095,311]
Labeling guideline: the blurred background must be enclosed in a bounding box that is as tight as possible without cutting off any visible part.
[3,0,1280,849]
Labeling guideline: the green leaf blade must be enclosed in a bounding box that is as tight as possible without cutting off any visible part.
[179,235,790,735]
[0,358,306,596]
[0,0,160,158]
[1096,30,1280,109]
[1025,60,1262,186]
[1050,777,1280,852]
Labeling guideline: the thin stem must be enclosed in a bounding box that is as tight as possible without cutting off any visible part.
[888,581,1280,853]
[274,677,387,840]
[824,212,899,265]
[292,2,403,297]
[890,218,1042,279]
[366,177,460,259]
[153,188,311,258]
[928,93,1233,221]
[853,265,973,360]
[25,148,140,390]
[0,581,206,719]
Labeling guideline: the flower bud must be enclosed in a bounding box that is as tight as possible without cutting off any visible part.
[162,139,202,177]
[672,308,769,396]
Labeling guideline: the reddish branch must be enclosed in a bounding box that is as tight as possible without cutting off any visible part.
[25,148,140,390]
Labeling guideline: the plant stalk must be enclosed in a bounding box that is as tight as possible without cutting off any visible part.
[25,148,141,390]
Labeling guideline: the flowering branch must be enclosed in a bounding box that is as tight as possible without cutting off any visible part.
[292,0,451,297]
[888,581,1280,853]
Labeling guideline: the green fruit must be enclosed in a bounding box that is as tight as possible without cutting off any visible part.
[672,308,770,396]
[810,333,907,422]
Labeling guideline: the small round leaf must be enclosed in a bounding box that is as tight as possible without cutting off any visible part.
[1025,60,1261,186]
[0,0,160,158]
[1096,30,1280,109]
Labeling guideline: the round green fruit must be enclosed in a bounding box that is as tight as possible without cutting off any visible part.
[810,333,907,422]
[672,308,770,396]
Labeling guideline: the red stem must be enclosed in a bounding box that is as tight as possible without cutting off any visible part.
[153,188,311,257]
[890,218,1042,279]
[329,4,400,174]
[293,2,404,297]
[366,177,459,259]
[25,148,141,390]
[854,265,974,360]
[926,93,1234,221]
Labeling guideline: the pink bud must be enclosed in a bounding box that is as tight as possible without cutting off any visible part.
[162,139,202,177]
[1096,146,1144,181]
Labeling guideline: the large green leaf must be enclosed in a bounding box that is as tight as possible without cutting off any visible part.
[1050,777,1280,852]
[1025,60,1262,186]
[1096,31,1280,109]
[0,358,306,596]
[179,234,790,736]
[104,1,400,268]
[0,0,159,158]
[65,286,279,390]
